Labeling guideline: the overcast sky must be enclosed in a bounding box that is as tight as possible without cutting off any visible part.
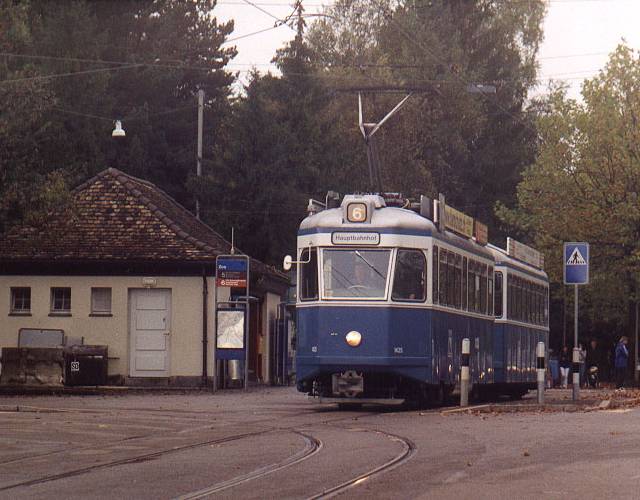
[215,0,640,98]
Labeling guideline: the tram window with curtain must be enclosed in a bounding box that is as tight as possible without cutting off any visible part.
[299,248,318,301]
[392,249,427,302]
[433,246,439,304]
[495,272,503,317]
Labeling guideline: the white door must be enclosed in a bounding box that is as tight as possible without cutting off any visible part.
[129,289,171,377]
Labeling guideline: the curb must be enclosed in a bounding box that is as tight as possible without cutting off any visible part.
[0,385,213,396]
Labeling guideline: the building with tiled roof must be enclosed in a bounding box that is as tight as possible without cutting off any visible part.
[0,168,290,387]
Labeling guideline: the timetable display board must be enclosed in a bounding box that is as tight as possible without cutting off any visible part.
[216,256,249,288]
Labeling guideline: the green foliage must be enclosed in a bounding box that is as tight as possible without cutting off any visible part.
[0,0,235,234]
[502,45,640,342]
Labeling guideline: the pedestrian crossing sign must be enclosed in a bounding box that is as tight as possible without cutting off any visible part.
[564,242,589,285]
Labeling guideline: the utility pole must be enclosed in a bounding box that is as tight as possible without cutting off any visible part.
[635,300,639,383]
[196,88,204,220]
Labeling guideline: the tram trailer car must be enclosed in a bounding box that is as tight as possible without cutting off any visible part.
[292,194,549,406]
[489,244,549,398]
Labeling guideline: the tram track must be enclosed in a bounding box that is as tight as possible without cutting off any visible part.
[175,431,322,500]
[1,403,423,497]
[306,429,417,500]
[0,428,273,493]
[0,408,379,493]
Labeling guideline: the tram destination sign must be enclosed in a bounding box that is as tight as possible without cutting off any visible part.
[564,242,589,285]
[332,232,380,245]
[216,256,249,288]
[507,237,544,269]
[444,205,474,239]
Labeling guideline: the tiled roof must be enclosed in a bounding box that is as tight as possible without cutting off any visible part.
[0,168,285,280]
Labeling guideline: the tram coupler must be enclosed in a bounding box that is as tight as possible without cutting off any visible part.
[332,370,364,398]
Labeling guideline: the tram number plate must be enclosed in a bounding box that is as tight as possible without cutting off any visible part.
[70,361,80,372]
[347,203,367,222]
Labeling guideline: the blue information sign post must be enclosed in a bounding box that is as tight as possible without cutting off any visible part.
[563,242,589,401]
[214,255,250,392]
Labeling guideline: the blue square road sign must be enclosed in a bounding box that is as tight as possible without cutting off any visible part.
[564,242,589,285]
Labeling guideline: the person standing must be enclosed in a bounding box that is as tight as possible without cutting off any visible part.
[614,336,629,389]
[578,343,587,387]
[559,345,571,389]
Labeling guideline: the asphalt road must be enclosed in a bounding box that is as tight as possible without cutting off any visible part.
[1,387,639,499]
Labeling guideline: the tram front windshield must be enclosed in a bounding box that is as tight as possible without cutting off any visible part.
[323,249,390,299]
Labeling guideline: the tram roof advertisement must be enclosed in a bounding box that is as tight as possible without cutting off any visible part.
[444,205,474,238]
[473,220,489,246]
[507,237,544,269]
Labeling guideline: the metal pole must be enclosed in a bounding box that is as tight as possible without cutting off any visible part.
[460,338,470,407]
[536,342,545,404]
[244,257,250,391]
[573,285,580,401]
[635,300,639,384]
[196,88,204,220]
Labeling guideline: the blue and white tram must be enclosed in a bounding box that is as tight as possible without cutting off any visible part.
[293,193,501,405]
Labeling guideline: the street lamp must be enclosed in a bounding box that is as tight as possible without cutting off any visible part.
[112,120,126,138]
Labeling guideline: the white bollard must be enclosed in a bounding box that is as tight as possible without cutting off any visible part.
[460,338,470,407]
[572,347,580,401]
[536,342,545,404]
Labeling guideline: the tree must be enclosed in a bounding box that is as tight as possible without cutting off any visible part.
[500,45,640,345]
[202,2,358,263]
[0,0,236,234]
[306,0,546,237]
[0,0,70,233]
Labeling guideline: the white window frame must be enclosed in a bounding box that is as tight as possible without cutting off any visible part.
[50,287,71,314]
[10,287,31,314]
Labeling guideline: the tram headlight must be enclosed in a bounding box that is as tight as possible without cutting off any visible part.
[345,330,362,347]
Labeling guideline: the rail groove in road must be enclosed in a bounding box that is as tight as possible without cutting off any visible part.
[306,429,417,500]
[0,410,380,493]
[175,431,323,499]
[0,428,274,493]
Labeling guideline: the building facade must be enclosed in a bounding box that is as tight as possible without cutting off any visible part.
[0,168,288,386]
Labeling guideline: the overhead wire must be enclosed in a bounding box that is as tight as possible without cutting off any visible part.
[0,63,144,85]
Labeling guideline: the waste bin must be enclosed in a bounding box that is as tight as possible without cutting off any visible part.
[64,345,108,386]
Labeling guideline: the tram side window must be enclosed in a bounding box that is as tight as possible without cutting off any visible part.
[299,248,318,301]
[535,285,542,325]
[544,286,549,326]
[392,250,427,302]
[488,267,494,316]
[439,248,448,305]
[479,264,488,314]
[467,260,476,313]
[433,246,439,304]
[448,251,459,308]
[494,272,503,317]
[462,257,468,311]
